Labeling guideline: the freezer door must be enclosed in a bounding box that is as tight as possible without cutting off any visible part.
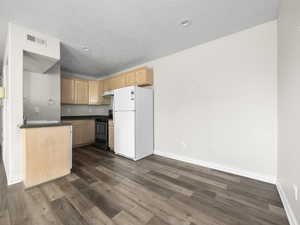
[114,86,135,111]
[114,111,135,159]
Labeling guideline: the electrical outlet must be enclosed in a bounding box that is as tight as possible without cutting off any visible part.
[67,108,71,113]
[293,184,298,201]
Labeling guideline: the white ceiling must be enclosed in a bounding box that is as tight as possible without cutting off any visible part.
[0,0,279,77]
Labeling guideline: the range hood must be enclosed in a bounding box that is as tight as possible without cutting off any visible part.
[103,90,114,97]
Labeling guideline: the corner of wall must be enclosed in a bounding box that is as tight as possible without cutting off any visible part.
[7,176,22,186]
[277,182,299,225]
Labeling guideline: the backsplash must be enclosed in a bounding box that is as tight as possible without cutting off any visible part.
[61,104,111,116]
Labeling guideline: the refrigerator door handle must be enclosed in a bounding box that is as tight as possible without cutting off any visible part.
[130,91,135,101]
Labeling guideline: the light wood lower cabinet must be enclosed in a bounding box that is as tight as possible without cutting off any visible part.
[64,120,95,147]
[108,120,114,151]
[73,125,85,146]
[88,120,95,143]
[22,126,72,188]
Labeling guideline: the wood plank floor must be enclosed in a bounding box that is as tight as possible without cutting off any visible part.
[0,145,289,225]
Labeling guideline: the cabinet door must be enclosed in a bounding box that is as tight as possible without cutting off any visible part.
[117,75,126,89]
[88,80,111,105]
[108,120,114,150]
[98,80,111,105]
[73,125,84,146]
[110,75,125,90]
[136,67,153,86]
[81,122,90,144]
[125,71,137,86]
[61,78,75,104]
[89,80,100,105]
[103,78,111,91]
[109,77,117,90]
[75,80,89,104]
[88,120,95,143]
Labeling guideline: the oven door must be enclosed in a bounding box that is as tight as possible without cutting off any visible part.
[95,120,108,144]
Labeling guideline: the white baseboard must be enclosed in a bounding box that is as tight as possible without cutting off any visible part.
[7,178,22,186]
[7,175,22,186]
[277,182,299,225]
[154,150,276,184]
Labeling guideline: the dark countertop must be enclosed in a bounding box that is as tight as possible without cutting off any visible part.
[20,122,72,129]
[61,115,113,120]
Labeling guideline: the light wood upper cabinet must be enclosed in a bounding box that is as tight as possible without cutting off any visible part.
[103,78,111,91]
[89,80,101,105]
[122,66,154,87]
[125,70,137,86]
[75,80,89,104]
[61,78,75,104]
[135,67,153,86]
[102,67,153,91]
[62,77,110,105]
[98,80,111,105]
[110,74,126,90]
[88,80,110,105]
[61,66,152,105]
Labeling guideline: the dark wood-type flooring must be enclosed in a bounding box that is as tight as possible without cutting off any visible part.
[0,145,289,225]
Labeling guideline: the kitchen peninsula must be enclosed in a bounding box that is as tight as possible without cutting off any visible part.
[21,123,72,188]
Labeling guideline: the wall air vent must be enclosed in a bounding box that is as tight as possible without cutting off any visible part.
[26,34,47,47]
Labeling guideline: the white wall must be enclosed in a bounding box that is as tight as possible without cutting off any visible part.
[3,23,60,185]
[113,21,278,182]
[23,67,61,122]
[277,0,300,224]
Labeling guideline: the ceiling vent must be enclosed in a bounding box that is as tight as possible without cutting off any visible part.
[26,34,47,47]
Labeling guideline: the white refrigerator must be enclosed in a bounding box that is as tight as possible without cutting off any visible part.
[113,86,153,160]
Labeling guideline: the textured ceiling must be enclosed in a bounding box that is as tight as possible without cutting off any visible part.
[0,0,279,77]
